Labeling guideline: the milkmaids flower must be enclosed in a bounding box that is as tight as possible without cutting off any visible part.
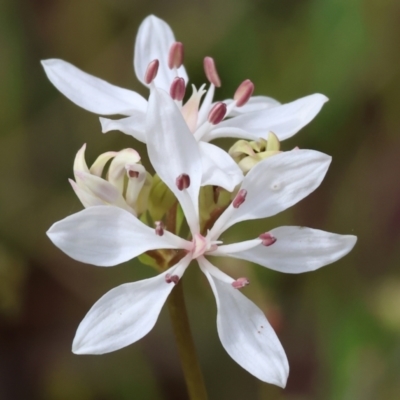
[47,87,356,387]
[41,15,328,191]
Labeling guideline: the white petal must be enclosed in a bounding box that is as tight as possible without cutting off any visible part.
[73,257,191,354]
[199,260,288,386]
[73,171,133,213]
[209,150,331,238]
[204,94,328,142]
[198,142,243,191]
[134,15,188,92]
[41,59,147,116]
[146,88,202,234]
[69,179,107,208]
[216,227,357,273]
[47,205,190,266]
[73,143,90,175]
[226,95,281,116]
[100,114,147,143]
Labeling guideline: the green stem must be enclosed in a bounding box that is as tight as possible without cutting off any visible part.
[167,281,208,400]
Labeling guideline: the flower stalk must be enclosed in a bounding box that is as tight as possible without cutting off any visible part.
[167,281,208,400]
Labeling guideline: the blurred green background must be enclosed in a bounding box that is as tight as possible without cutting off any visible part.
[1,0,399,399]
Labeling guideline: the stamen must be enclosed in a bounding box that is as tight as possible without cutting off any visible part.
[232,189,247,208]
[165,274,180,284]
[208,102,227,125]
[259,232,277,246]
[168,42,184,69]
[234,79,254,107]
[155,221,165,236]
[128,170,139,178]
[170,77,186,101]
[232,277,250,289]
[203,57,221,87]
[144,59,159,84]
[176,173,190,190]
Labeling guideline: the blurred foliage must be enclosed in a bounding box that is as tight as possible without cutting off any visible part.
[1,0,400,399]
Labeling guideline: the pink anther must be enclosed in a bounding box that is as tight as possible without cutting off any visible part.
[259,232,277,246]
[155,221,165,236]
[232,189,247,208]
[234,79,254,107]
[176,173,191,190]
[165,274,180,284]
[170,77,186,101]
[232,277,250,289]
[168,42,184,69]
[144,59,159,84]
[208,102,227,125]
[128,170,139,178]
[204,57,221,87]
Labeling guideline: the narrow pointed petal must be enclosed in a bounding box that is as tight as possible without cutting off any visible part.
[41,59,147,116]
[89,151,118,177]
[134,15,188,92]
[73,256,191,354]
[199,260,288,386]
[47,206,190,266]
[74,171,132,212]
[204,94,328,142]
[226,95,281,116]
[69,179,107,208]
[198,142,243,191]
[146,88,202,233]
[107,149,141,193]
[210,150,331,239]
[100,113,147,143]
[215,227,357,273]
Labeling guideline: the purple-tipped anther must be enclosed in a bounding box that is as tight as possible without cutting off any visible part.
[232,189,247,208]
[259,232,277,246]
[165,274,180,285]
[170,77,186,101]
[208,102,227,125]
[232,277,250,289]
[144,59,159,84]
[204,56,221,87]
[176,173,190,190]
[234,79,255,107]
[155,221,165,236]
[168,42,184,69]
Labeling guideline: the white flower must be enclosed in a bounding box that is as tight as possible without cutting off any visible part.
[41,15,328,191]
[47,87,356,387]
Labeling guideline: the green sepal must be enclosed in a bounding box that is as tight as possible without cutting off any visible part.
[148,174,176,221]
[138,252,160,270]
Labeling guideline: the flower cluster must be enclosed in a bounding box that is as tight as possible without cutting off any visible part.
[44,15,356,387]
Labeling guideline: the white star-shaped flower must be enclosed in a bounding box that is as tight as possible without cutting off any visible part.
[47,87,356,387]
[41,15,328,192]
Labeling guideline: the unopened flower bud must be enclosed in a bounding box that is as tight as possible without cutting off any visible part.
[144,59,159,84]
[234,79,254,107]
[168,42,184,69]
[203,57,221,87]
